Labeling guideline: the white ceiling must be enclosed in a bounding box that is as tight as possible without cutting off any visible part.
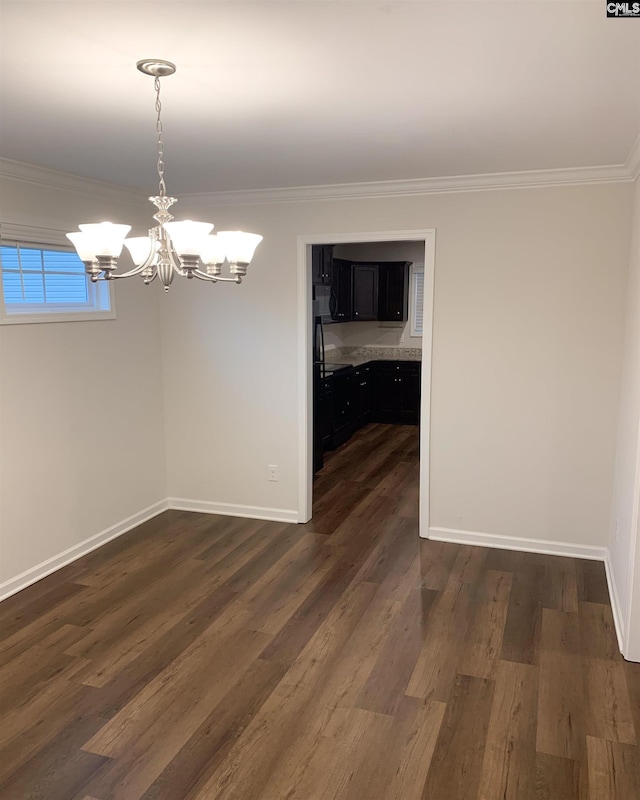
[1,1,639,195]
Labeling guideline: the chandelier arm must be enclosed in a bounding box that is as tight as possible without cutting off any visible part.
[167,247,188,277]
[191,268,242,284]
[190,269,218,283]
[108,263,154,280]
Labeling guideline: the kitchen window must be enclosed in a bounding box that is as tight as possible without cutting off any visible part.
[0,232,115,324]
[410,263,424,337]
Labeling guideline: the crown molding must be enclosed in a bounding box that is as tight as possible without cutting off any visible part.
[626,133,640,181]
[0,158,146,203]
[2,155,637,209]
[179,163,634,208]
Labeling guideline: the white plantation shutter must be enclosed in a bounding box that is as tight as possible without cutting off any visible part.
[411,265,424,337]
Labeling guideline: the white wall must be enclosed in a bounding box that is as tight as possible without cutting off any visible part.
[609,176,640,659]
[0,169,167,593]
[168,182,632,547]
[0,171,634,601]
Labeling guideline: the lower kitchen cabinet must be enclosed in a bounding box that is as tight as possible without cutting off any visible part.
[353,365,373,429]
[316,361,421,465]
[331,371,355,448]
[372,361,421,425]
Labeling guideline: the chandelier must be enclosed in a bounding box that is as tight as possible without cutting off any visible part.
[66,59,262,292]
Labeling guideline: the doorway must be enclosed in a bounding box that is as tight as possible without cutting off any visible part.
[296,229,435,536]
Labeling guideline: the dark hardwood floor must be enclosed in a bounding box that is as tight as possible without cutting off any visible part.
[1,422,639,799]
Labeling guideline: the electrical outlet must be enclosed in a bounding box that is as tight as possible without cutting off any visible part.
[268,464,278,482]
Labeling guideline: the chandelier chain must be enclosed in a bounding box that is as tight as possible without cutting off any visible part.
[154,76,167,197]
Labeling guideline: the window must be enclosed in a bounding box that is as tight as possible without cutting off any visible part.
[0,234,114,324]
[410,263,424,337]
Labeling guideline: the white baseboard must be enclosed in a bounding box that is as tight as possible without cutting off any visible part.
[0,499,169,602]
[168,497,299,524]
[604,551,627,656]
[427,525,607,561]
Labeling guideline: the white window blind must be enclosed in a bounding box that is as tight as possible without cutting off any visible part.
[1,244,88,304]
[0,239,114,324]
[411,266,424,337]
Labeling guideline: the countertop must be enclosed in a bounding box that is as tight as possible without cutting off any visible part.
[324,346,422,368]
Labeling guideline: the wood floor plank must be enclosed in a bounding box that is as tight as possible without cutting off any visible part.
[540,559,579,612]
[579,601,621,661]
[583,658,636,745]
[81,629,274,800]
[625,660,640,745]
[535,752,586,800]
[405,585,474,701]
[500,562,543,665]
[188,581,381,800]
[586,735,640,800]
[139,657,288,800]
[356,587,437,715]
[418,539,460,590]
[360,697,446,800]
[477,660,538,800]
[457,569,512,680]
[0,422,635,800]
[577,560,610,605]
[422,673,495,800]
[536,609,586,761]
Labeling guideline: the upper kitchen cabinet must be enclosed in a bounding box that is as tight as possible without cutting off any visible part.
[331,258,352,322]
[352,264,379,321]
[311,244,334,285]
[378,261,411,322]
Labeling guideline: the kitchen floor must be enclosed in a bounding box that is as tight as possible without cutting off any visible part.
[0,422,638,799]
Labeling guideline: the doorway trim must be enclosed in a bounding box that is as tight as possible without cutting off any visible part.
[296,228,436,536]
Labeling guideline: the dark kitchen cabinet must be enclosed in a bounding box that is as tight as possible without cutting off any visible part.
[373,361,421,425]
[312,244,334,285]
[313,361,421,469]
[378,261,410,322]
[330,258,352,322]
[331,370,354,447]
[352,264,378,321]
[313,372,333,473]
[319,377,334,451]
[353,365,373,429]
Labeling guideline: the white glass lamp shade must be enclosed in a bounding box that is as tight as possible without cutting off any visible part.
[124,236,157,266]
[217,231,263,265]
[164,220,213,256]
[76,222,132,257]
[66,231,99,262]
[200,234,226,265]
